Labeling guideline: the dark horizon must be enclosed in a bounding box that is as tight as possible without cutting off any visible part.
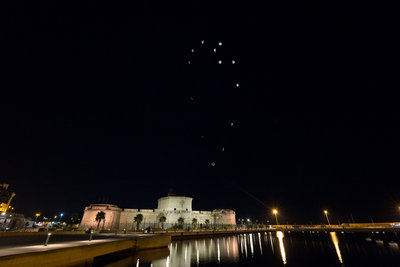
[2,2,399,225]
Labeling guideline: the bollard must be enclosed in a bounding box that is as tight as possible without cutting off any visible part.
[44,233,52,246]
[89,230,93,241]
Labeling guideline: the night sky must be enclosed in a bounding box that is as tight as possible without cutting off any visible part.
[2,2,398,224]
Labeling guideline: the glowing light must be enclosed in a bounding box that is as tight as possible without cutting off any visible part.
[211,162,216,166]
[188,60,191,64]
[249,234,254,256]
[191,49,194,53]
[232,60,236,64]
[217,240,221,263]
[213,48,217,52]
[236,83,240,87]
[273,209,278,215]
[218,42,222,46]
[136,259,139,267]
[201,40,204,44]
[218,60,222,64]
[231,122,234,126]
[277,231,287,265]
[330,232,343,264]
[324,210,331,225]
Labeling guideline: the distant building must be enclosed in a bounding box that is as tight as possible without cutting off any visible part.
[80,193,236,230]
[0,184,16,214]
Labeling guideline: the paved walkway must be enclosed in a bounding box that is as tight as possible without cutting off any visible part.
[0,238,121,257]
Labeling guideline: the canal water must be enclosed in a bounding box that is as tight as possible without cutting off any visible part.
[99,231,400,266]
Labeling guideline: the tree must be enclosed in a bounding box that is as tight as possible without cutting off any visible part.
[192,218,198,226]
[178,217,184,226]
[95,211,105,230]
[134,214,143,230]
[68,213,80,225]
[159,216,167,229]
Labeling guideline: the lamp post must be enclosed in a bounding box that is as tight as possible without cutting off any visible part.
[35,213,40,223]
[324,210,331,225]
[273,209,279,225]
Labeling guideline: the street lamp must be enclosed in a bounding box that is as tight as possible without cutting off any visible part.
[35,213,40,223]
[59,213,64,222]
[273,209,279,225]
[324,210,331,225]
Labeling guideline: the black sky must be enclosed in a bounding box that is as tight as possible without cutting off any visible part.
[2,1,399,224]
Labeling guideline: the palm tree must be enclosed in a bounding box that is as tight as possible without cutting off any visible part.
[178,217,184,226]
[159,216,167,229]
[134,214,143,230]
[192,218,198,226]
[95,211,105,230]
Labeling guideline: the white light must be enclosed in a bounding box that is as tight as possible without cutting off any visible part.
[213,48,217,52]
[236,83,240,87]
[201,40,204,44]
[277,231,287,265]
[218,42,222,46]
[188,60,191,64]
[191,49,194,53]
[230,122,234,126]
[211,162,216,166]
[218,60,222,64]
[232,60,236,64]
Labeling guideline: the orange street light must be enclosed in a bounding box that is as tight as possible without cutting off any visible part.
[272,209,279,225]
[324,210,331,225]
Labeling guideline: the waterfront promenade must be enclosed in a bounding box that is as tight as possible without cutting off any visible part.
[1,225,399,266]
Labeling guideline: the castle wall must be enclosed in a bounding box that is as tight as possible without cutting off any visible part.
[119,209,160,230]
[157,196,193,211]
[80,204,121,229]
[212,209,236,225]
[80,197,236,230]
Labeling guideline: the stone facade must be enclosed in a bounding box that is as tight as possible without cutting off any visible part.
[80,195,236,230]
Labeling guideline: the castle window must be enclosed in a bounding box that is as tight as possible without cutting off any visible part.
[138,209,141,212]
[174,208,176,211]
[186,209,188,211]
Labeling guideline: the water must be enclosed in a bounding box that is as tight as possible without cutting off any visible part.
[98,231,400,266]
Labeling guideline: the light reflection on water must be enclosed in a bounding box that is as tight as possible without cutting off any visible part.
[101,231,400,266]
[276,231,287,265]
[330,231,344,265]
[152,235,240,267]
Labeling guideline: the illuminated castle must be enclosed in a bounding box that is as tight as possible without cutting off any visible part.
[80,193,236,230]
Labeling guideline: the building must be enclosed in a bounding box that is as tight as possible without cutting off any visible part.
[80,193,236,230]
[0,184,16,214]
